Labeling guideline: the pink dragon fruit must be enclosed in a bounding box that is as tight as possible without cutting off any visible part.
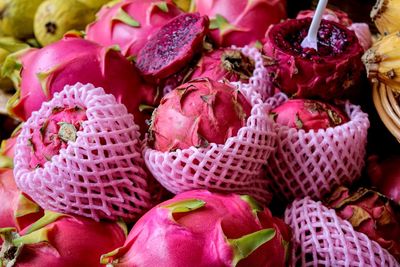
[193,0,286,47]
[325,186,400,261]
[263,18,364,100]
[101,190,292,267]
[264,93,369,201]
[0,135,18,161]
[285,197,399,266]
[187,48,255,83]
[368,155,400,205]
[149,78,252,152]
[0,211,126,266]
[14,83,152,222]
[2,36,157,134]
[270,99,349,131]
[136,12,209,82]
[86,0,182,58]
[296,8,372,51]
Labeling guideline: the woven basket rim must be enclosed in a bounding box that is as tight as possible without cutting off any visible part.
[372,81,400,141]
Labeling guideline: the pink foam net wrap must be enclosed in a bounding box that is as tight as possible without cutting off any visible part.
[285,198,399,266]
[264,94,370,202]
[143,83,276,205]
[14,83,151,222]
[231,45,274,100]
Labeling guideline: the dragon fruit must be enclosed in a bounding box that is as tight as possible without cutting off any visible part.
[325,186,400,261]
[296,8,372,51]
[86,0,182,59]
[270,99,349,131]
[263,18,364,100]
[136,12,209,82]
[187,48,255,83]
[193,0,286,47]
[285,197,399,266]
[149,78,252,152]
[368,155,400,204]
[13,83,152,222]
[101,190,292,267]
[0,211,126,266]
[2,36,157,134]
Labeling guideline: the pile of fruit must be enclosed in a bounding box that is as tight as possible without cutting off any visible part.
[0,0,399,266]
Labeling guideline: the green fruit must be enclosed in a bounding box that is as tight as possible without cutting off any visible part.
[34,0,96,46]
[0,0,44,39]
[0,37,29,91]
[77,0,112,10]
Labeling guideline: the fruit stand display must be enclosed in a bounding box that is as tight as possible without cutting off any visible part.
[0,0,399,266]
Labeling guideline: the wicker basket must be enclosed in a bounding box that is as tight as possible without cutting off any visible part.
[372,81,400,141]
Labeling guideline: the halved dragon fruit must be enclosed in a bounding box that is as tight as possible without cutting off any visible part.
[144,79,276,205]
[13,83,152,222]
[0,211,126,266]
[285,197,399,266]
[2,36,157,134]
[101,190,292,267]
[194,0,286,47]
[149,78,252,152]
[86,0,182,58]
[263,18,364,100]
[296,8,372,51]
[270,99,349,131]
[367,155,400,205]
[264,93,369,202]
[136,12,209,82]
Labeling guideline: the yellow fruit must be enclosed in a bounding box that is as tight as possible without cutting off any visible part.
[363,32,400,92]
[77,0,112,10]
[371,0,400,35]
[34,0,96,46]
[0,0,44,39]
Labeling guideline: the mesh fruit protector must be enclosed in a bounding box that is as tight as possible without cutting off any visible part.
[232,45,274,101]
[264,93,370,202]
[285,197,399,266]
[14,83,151,222]
[143,81,277,205]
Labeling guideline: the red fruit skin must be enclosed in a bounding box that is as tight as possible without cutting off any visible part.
[263,18,364,100]
[101,190,291,267]
[326,187,400,261]
[86,0,182,58]
[195,0,286,47]
[188,48,255,83]
[150,78,252,152]
[367,155,400,204]
[13,215,126,267]
[136,12,209,81]
[271,99,349,131]
[8,36,157,134]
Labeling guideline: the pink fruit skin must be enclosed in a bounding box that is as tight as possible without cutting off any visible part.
[0,135,18,160]
[188,48,255,83]
[8,36,156,134]
[28,106,87,169]
[11,215,126,267]
[271,99,349,131]
[150,78,252,152]
[368,155,400,204]
[101,190,291,267]
[0,168,44,232]
[194,0,286,47]
[263,18,364,100]
[86,0,182,58]
[296,9,372,51]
